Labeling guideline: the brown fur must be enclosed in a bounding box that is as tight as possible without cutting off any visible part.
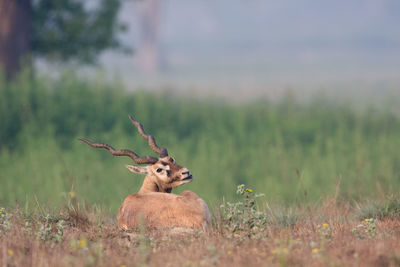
[118,191,210,230]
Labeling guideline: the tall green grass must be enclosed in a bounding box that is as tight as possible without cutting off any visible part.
[1,71,400,212]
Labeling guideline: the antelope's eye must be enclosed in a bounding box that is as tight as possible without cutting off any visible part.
[170,157,175,163]
[156,168,163,173]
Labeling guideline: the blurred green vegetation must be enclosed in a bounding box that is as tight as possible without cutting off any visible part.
[1,71,400,212]
[33,0,126,64]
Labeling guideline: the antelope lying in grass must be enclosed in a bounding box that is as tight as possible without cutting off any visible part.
[80,116,210,230]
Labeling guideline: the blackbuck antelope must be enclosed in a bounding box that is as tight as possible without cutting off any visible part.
[80,115,210,230]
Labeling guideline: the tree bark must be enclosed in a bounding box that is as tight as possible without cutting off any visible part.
[0,0,32,80]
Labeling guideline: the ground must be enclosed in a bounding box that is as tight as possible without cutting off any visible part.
[1,199,400,267]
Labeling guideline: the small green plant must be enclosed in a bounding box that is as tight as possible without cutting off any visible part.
[23,220,34,236]
[220,184,267,239]
[0,207,12,235]
[317,222,332,240]
[37,214,66,243]
[352,218,377,240]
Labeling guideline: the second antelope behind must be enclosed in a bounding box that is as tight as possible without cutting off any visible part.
[80,115,210,230]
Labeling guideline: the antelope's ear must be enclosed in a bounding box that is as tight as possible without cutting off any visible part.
[125,165,148,175]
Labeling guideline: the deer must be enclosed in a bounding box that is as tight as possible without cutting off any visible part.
[79,115,210,231]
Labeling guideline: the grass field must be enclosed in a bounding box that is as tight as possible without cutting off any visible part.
[1,188,400,266]
[1,72,400,266]
[1,72,400,210]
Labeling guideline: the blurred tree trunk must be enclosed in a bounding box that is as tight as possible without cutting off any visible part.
[0,0,32,80]
[136,0,164,74]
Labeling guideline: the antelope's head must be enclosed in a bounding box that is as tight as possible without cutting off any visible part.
[79,115,193,193]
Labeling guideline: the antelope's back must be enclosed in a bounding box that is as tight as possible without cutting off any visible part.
[117,191,210,230]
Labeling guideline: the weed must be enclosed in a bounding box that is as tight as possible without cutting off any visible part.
[0,207,12,235]
[37,214,66,243]
[220,184,267,239]
[317,222,332,240]
[352,218,377,240]
[23,220,34,236]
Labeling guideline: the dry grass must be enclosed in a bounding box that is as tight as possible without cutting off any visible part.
[1,200,400,267]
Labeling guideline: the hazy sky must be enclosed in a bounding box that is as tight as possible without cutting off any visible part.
[100,0,400,101]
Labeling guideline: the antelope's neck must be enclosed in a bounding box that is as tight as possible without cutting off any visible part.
[138,175,171,194]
